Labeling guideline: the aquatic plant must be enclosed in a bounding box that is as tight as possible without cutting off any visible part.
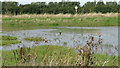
[24,37,49,43]
[24,37,43,41]
[0,36,20,46]
[1,40,20,46]
[0,36,17,40]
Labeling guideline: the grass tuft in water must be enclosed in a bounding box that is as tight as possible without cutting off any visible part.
[0,36,20,46]
[24,37,43,41]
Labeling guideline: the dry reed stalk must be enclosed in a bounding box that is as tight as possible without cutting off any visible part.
[2,13,118,18]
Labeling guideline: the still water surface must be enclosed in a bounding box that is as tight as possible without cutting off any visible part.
[1,26,118,56]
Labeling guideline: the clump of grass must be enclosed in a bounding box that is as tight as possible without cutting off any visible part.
[49,23,59,26]
[63,42,67,46]
[24,37,43,41]
[1,40,20,46]
[12,47,37,65]
[0,36,17,40]
[0,36,20,46]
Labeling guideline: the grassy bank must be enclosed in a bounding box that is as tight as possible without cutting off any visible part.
[1,45,118,66]
[2,13,118,31]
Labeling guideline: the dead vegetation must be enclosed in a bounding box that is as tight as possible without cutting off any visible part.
[2,13,118,18]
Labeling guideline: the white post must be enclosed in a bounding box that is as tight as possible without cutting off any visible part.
[75,5,78,14]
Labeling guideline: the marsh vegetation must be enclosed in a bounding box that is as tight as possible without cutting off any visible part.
[1,35,118,66]
[1,13,118,66]
[0,36,20,46]
[24,37,43,42]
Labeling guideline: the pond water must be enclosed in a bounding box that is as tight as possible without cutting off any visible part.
[1,26,118,56]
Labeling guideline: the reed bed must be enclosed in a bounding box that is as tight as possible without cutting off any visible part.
[2,13,118,18]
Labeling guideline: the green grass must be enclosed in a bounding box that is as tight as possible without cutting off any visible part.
[92,53,118,66]
[0,36,20,46]
[1,45,118,66]
[2,16,118,31]
[24,37,43,41]
[0,36,17,40]
[2,45,76,66]
[0,40,20,46]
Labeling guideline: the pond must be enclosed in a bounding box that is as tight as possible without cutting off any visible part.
[1,26,118,56]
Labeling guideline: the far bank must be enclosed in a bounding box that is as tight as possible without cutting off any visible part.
[2,13,118,31]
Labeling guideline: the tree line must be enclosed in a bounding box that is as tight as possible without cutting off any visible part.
[1,1,119,15]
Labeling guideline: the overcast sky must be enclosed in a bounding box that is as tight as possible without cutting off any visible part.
[0,0,119,6]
